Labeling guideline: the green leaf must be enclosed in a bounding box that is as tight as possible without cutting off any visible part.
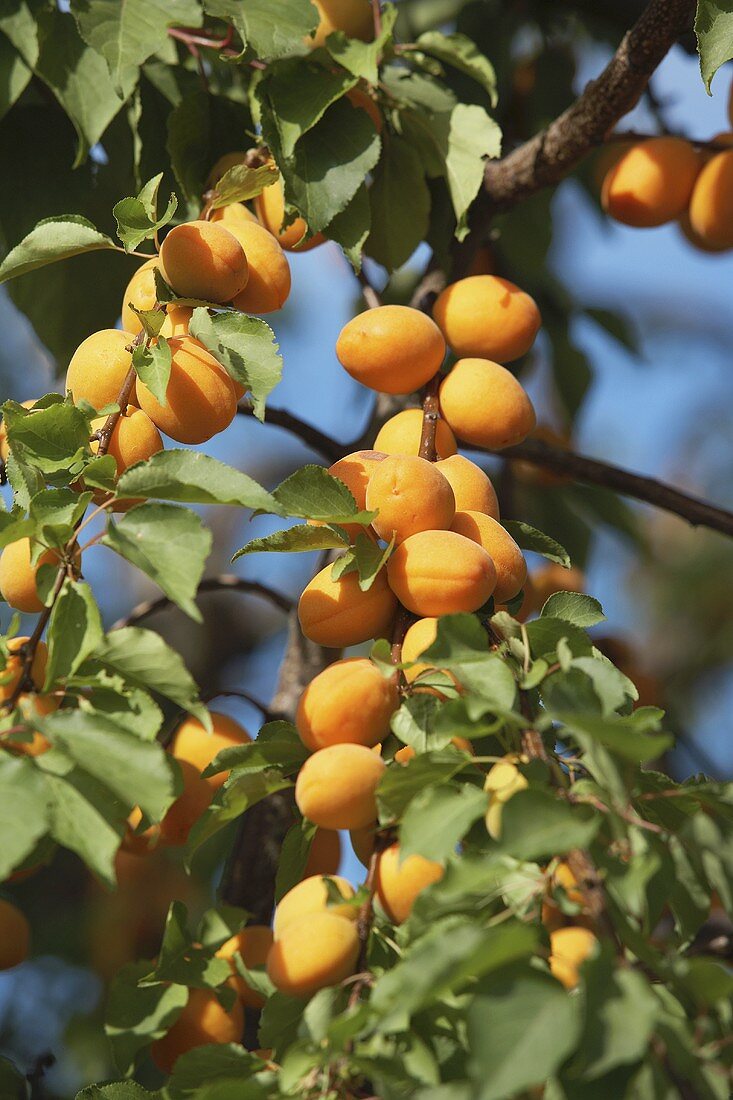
[102,502,212,621]
[272,464,368,522]
[324,2,397,83]
[3,400,90,476]
[326,182,370,270]
[232,523,349,560]
[42,767,124,885]
[45,580,104,688]
[210,161,280,207]
[367,136,430,271]
[187,771,293,857]
[166,90,253,204]
[142,901,232,991]
[0,511,34,550]
[260,56,357,159]
[558,711,673,763]
[377,749,470,822]
[106,959,188,1074]
[541,591,605,628]
[0,216,116,285]
[525,617,593,661]
[166,1044,265,1098]
[570,958,658,1081]
[414,31,498,105]
[113,174,177,251]
[0,2,40,68]
[503,520,570,567]
[0,1056,28,1100]
[421,614,518,708]
[132,336,171,406]
[203,0,319,60]
[0,756,50,881]
[29,487,90,546]
[91,627,206,720]
[468,971,580,1100]
[400,784,487,863]
[496,789,601,860]
[275,815,317,901]
[695,0,733,91]
[76,1084,158,1100]
[0,34,31,123]
[441,104,501,237]
[208,720,308,780]
[189,308,283,420]
[116,449,279,511]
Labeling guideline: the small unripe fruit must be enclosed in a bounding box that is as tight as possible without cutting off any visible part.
[0,638,48,703]
[296,658,399,751]
[121,258,159,334]
[0,538,65,614]
[375,843,444,923]
[266,911,360,998]
[136,336,237,444]
[336,306,445,395]
[171,711,251,790]
[0,899,30,969]
[150,987,244,1074]
[450,511,526,603]
[255,181,325,252]
[66,329,136,411]
[216,925,274,1007]
[309,0,374,49]
[304,829,342,877]
[159,759,213,847]
[484,756,527,839]
[549,926,598,990]
[295,743,385,830]
[688,149,733,250]
[366,455,456,543]
[435,455,499,518]
[439,358,536,450]
[401,617,438,683]
[601,137,701,228]
[159,220,249,303]
[432,276,541,362]
[374,409,457,459]
[298,562,397,648]
[273,875,356,940]
[387,530,497,616]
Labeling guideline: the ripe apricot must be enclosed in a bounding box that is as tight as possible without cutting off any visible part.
[401,617,438,683]
[542,861,587,931]
[439,359,536,450]
[346,87,383,131]
[171,711,251,790]
[0,638,47,703]
[601,137,701,227]
[374,408,457,459]
[296,658,399,751]
[304,829,342,877]
[325,449,386,538]
[297,562,397,648]
[159,760,213,847]
[549,926,598,990]
[484,756,527,839]
[224,221,292,314]
[433,276,541,363]
[336,306,445,395]
[160,305,193,339]
[121,258,159,334]
[206,153,253,189]
[0,399,36,462]
[66,329,136,411]
[216,925,274,1008]
[688,149,733,250]
[295,743,385,830]
[309,0,374,48]
[435,455,499,518]
[273,875,356,940]
[375,843,444,924]
[387,530,497,616]
[365,455,456,543]
[266,910,359,998]
[450,512,526,603]
[210,201,259,230]
[90,406,163,506]
[0,899,30,969]
[0,538,66,614]
[150,987,244,1074]
[159,220,249,303]
[255,181,325,252]
[136,336,238,444]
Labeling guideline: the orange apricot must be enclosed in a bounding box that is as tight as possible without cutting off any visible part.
[0,399,36,463]
[120,806,161,856]
[434,454,499,518]
[159,220,249,303]
[688,148,733,250]
[336,306,445,395]
[326,449,386,538]
[549,926,598,990]
[255,180,325,252]
[365,454,455,543]
[121,258,160,334]
[90,406,163,510]
[297,562,397,648]
[225,220,291,314]
[450,511,526,603]
[375,843,444,924]
[136,336,238,444]
[171,711,251,791]
[150,987,244,1074]
[160,304,193,339]
[266,910,359,997]
[0,538,66,614]
[295,743,385,830]
[309,0,374,48]
[395,737,472,764]
[66,329,136,411]
[387,530,497,616]
[273,875,356,940]
[439,358,536,450]
[601,137,701,228]
[432,276,541,363]
[296,658,399,751]
[401,616,438,683]
[206,153,253,189]
[346,87,383,131]
[216,925,274,1008]
[0,638,47,703]
[210,201,259,231]
[0,899,30,970]
[373,408,457,459]
[304,829,342,877]
[159,760,213,847]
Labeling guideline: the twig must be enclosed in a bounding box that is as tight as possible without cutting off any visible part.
[418,375,441,463]
[96,326,147,457]
[112,575,293,630]
[370,0,382,39]
[236,402,344,462]
[356,267,383,311]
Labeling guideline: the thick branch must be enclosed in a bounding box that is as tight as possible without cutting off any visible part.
[112,576,292,630]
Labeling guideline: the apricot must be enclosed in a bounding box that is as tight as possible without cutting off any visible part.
[548,926,598,990]
[323,449,386,539]
[136,336,238,444]
[346,87,382,131]
[688,149,733,250]
[0,899,30,969]
[432,276,541,363]
[439,359,536,450]
[120,806,160,856]
[374,409,457,459]
[484,756,527,839]
[266,910,359,998]
[159,221,249,303]
[210,201,259,230]
[273,875,356,940]
[0,538,66,614]
[304,828,342,877]
[255,181,325,252]
[387,530,497,616]
[171,711,251,790]
[0,400,36,463]
[216,925,274,1008]
[336,306,445,395]
[295,743,385,830]
[365,455,455,543]
[159,760,213,847]
[150,987,244,1074]
[375,843,444,924]
[601,137,701,227]
[159,305,193,339]
[401,617,438,683]
[121,258,159,334]
[206,152,253,189]
[66,329,136,411]
[90,405,163,493]
[220,221,292,314]
[450,512,526,603]
[394,737,472,764]
[309,0,374,48]
[296,658,399,751]
[297,562,397,648]
[0,638,47,702]
[435,455,499,518]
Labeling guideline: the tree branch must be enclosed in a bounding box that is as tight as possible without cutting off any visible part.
[112,575,292,630]
[236,402,344,462]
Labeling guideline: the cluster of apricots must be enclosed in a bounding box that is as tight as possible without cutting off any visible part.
[601,90,733,252]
